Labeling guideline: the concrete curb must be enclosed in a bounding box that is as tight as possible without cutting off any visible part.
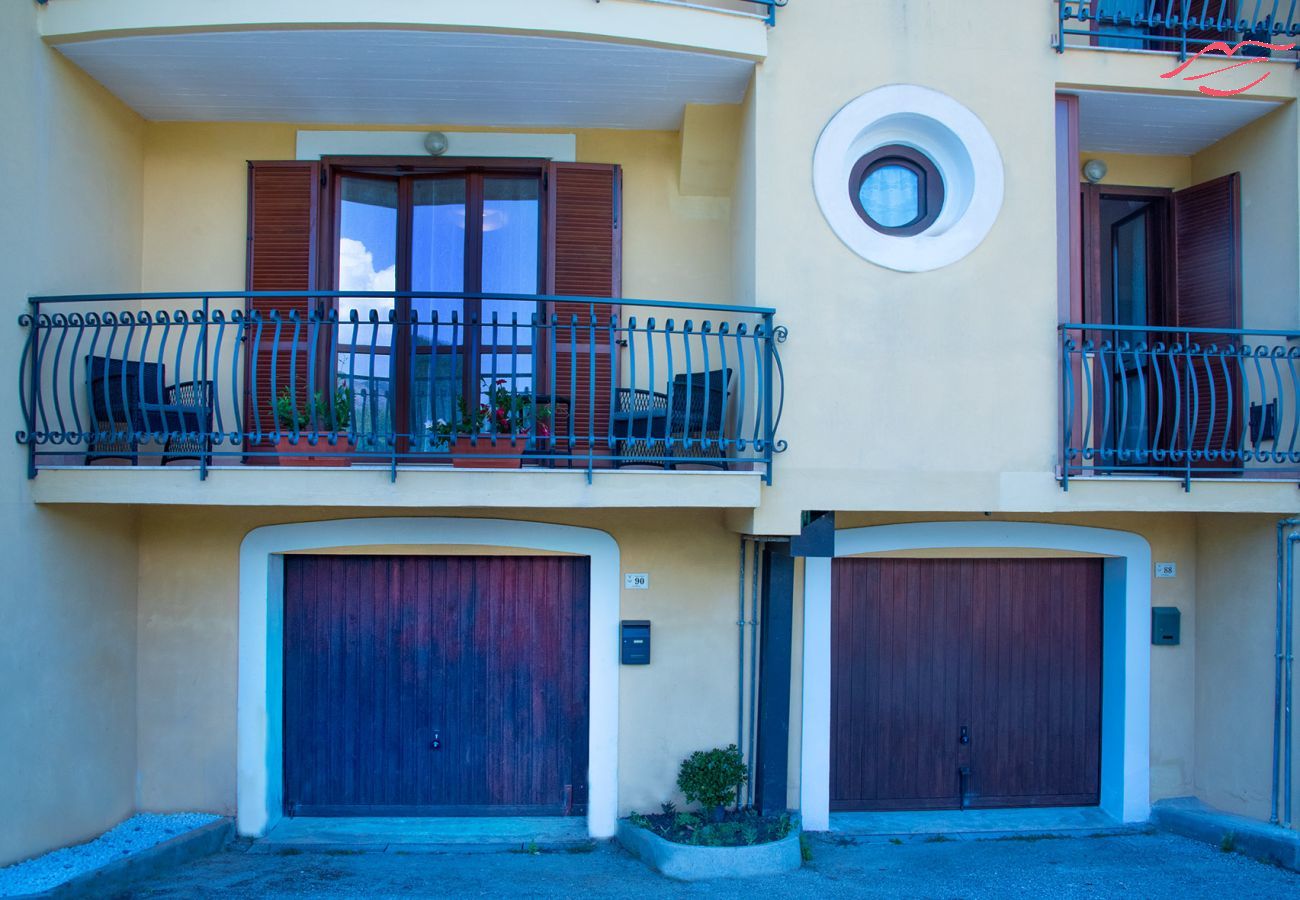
[24,818,234,899]
[615,819,801,881]
[1151,798,1300,873]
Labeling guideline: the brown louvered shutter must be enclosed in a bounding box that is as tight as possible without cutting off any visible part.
[245,161,320,447]
[1173,173,1242,471]
[546,163,621,451]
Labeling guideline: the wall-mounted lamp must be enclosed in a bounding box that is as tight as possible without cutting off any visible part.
[1082,158,1108,184]
[424,131,449,157]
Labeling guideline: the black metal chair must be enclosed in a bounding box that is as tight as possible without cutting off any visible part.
[666,368,733,469]
[84,356,162,465]
[612,387,669,468]
[613,368,733,469]
[143,380,214,465]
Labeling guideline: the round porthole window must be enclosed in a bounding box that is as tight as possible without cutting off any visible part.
[812,85,1004,272]
[849,146,944,236]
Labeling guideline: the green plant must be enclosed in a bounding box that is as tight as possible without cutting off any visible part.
[800,834,814,861]
[1219,831,1237,853]
[274,386,353,432]
[924,834,952,844]
[628,812,653,830]
[676,744,748,822]
[431,378,550,445]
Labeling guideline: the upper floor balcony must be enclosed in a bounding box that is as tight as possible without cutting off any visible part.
[1057,1,1300,60]
[17,291,784,506]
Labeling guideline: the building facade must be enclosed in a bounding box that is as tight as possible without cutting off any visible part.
[3,0,1299,865]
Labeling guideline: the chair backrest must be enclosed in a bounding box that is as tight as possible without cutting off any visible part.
[668,368,733,432]
[85,356,164,424]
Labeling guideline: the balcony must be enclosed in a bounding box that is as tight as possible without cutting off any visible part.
[18,293,785,490]
[1059,323,1300,489]
[1057,2,1300,59]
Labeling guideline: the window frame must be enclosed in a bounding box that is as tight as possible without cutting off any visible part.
[848,145,945,237]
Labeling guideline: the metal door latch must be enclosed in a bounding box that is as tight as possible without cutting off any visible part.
[959,725,970,745]
[430,730,441,751]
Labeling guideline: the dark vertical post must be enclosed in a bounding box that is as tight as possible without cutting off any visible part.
[27,300,39,479]
[754,540,794,815]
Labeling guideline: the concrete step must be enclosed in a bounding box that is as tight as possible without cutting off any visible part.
[254,817,594,855]
[1151,797,1300,872]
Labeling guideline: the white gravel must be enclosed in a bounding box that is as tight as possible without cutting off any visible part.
[0,812,219,897]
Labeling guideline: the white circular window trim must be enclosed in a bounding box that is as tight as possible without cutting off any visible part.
[813,84,1004,273]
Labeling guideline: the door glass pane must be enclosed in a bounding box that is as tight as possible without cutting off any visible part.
[1111,209,1150,459]
[411,178,467,447]
[481,177,541,350]
[337,177,398,443]
[480,177,541,427]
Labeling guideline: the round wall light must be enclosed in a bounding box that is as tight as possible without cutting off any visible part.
[424,131,449,156]
[1082,158,1108,184]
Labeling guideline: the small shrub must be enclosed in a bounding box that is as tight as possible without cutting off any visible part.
[800,834,814,861]
[677,744,748,820]
[660,800,677,816]
[1219,831,1237,853]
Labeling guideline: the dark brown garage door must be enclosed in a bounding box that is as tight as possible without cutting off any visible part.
[283,555,590,817]
[830,558,1102,811]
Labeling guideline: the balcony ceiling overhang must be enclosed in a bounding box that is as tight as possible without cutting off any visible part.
[51,29,756,128]
[1072,89,1283,155]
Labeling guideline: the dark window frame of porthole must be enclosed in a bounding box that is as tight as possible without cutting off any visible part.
[848,145,945,237]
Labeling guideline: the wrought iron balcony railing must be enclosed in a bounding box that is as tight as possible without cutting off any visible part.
[631,0,785,26]
[1057,2,1300,59]
[1060,323,1300,489]
[18,292,786,482]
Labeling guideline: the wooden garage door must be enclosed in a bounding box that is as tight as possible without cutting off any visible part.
[830,558,1102,811]
[283,555,590,817]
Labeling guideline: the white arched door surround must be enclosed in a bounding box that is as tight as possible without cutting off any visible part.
[237,517,620,838]
[799,521,1152,830]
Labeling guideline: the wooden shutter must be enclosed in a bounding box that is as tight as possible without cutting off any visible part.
[1173,173,1242,470]
[546,163,621,453]
[245,161,320,447]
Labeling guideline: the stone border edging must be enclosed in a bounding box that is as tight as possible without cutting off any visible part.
[615,819,801,881]
[23,818,233,899]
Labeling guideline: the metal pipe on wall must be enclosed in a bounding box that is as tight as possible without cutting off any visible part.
[1287,532,1299,828]
[1274,518,1300,826]
[737,538,747,769]
[747,539,762,807]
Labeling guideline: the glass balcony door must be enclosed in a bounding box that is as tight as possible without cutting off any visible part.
[335,169,542,454]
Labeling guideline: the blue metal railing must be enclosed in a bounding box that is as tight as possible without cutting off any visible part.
[1057,2,1300,59]
[1060,323,1300,489]
[632,0,785,26]
[18,291,787,483]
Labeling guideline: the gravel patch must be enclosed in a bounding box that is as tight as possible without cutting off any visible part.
[0,812,219,897]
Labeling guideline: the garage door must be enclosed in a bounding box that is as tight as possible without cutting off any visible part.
[830,558,1102,811]
[283,555,590,816]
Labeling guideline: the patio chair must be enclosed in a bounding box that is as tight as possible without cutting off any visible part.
[612,367,733,469]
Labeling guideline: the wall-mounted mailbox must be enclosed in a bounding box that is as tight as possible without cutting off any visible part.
[621,620,651,665]
[1152,607,1181,646]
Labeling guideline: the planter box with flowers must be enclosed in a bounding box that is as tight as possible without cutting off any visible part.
[432,378,551,469]
[274,385,355,467]
[616,744,802,881]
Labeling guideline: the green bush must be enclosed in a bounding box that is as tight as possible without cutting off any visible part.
[676,744,748,819]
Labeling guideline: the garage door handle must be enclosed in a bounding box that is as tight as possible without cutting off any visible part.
[430,730,441,751]
[959,725,970,745]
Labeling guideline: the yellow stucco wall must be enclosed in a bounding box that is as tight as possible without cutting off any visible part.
[1194,514,1298,826]
[1076,152,1192,190]
[0,1,146,867]
[140,123,734,305]
[133,508,748,818]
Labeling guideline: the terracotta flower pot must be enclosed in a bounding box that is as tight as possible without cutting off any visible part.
[275,435,355,467]
[450,435,526,469]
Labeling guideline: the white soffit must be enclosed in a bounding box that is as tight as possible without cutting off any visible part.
[53,29,754,129]
[1074,89,1282,155]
